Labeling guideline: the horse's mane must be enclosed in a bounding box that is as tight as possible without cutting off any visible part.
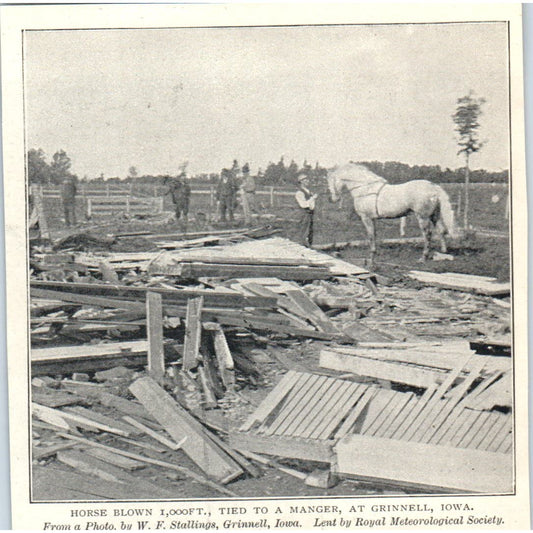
[330,162,386,185]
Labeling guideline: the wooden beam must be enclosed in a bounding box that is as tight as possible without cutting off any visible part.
[182,296,203,371]
[335,434,512,493]
[146,291,165,378]
[129,376,243,483]
[204,323,235,390]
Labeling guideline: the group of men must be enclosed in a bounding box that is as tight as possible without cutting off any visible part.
[59,164,318,249]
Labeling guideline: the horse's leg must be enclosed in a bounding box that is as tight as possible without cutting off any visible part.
[361,215,376,264]
[416,215,432,261]
[435,218,447,253]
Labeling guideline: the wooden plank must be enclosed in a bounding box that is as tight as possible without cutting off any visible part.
[284,289,339,333]
[464,412,501,450]
[335,434,513,493]
[182,296,203,371]
[431,407,469,445]
[61,406,141,436]
[32,341,149,362]
[33,441,76,460]
[315,382,365,440]
[297,379,350,438]
[229,432,334,463]
[57,432,237,497]
[319,349,438,388]
[146,291,165,378]
[487,417,513,453]
[32,403,131,436]
[122,415,184,450]
[210,325,235,390]
[129,376,243,483]
[239,371,298,431]
[447,410,483,448]
[84,447,146,470]
[263,374,321,435]
[274,376,335,436]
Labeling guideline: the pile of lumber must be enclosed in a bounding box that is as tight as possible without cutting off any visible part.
[32,374,249,499]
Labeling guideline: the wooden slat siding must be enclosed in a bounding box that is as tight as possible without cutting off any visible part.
[462,371,505,409]
[396,356,472,441]
[466,412,502,450]
[360,389,398,435]
[282,377,338,437]
[272,376,329,436]
[182,296,203,372]
[457,411,493,449]
[495,431,513,454]
[419,360,486,444]
[487,418,513,453]
[228,432,334,464]
[302,380,356,440]
[408,397,459,443]
[254,373,312,433]
[284,290,339,333]
[255,372,312,434]
[447,410,484,448]
[428,405,464,445]
[372,392,415,438]
[129,377,243,483]
[297,379,352,439]
[319,349,439,389]
[335,434,513,494]
[380,395,419,439]
[477,414,510,451]
[314,382,366,440]
[263,374,322,436]
[502,438,513,455]
[239,371,298,431]
[334,387,376,439]
[391,386,438,440]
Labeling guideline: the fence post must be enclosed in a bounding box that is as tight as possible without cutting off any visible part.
[126,197,130,216]
[269,186,275,207]
[81,183,86,200]
[106,183,110,197]
[87,198,92,219]
[456,191,462,222]
[209,185,215,212]
[153,184,157,197]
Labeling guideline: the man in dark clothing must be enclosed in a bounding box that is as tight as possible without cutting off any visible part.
[165,173,191,222]
[294,171,318,247]
[216,169,239,222]
[60,175,77,227]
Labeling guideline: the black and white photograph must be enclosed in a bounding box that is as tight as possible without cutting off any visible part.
[1,3,529,530]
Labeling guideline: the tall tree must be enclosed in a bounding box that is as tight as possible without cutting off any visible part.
[50,150,73,184]
[27,148,51,184]
[452,92,485,230]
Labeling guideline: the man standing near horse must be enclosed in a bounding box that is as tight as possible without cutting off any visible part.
[165,172,191,224]
[295,170,318,247]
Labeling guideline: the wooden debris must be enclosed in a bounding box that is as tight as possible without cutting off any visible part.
[122,415,185,450]
[129,376,243,483]
[146,291,165,378]
[182,296,203,372]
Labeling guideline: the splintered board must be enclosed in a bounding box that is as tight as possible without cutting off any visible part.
[230,371,513,467]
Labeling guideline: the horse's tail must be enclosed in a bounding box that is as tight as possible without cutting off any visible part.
[436,185,457,238]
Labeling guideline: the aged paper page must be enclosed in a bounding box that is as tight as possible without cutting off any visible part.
[1,3,529,530]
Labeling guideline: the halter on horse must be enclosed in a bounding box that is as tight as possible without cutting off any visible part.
[327,163,456,263]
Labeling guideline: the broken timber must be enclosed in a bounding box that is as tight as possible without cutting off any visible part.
[146,291,165,378]
[182,296,203,372]
[129,376,243,483]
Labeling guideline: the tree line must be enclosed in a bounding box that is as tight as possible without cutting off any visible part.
[27,152,507,187]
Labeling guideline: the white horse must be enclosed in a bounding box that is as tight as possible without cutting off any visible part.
[327,163,457,263]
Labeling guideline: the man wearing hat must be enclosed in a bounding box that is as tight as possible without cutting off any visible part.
[216,168,239,222]
[165,172,191,224]
[241,163,257,226]
[295,171,318,247]
[60,175,77,227]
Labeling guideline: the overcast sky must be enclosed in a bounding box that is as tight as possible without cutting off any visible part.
[24,23,509,179]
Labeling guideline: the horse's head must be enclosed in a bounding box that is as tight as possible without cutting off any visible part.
[326,170,341,203]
